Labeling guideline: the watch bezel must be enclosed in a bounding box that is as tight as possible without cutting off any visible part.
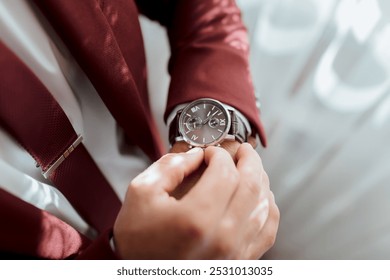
[178,98,231,147]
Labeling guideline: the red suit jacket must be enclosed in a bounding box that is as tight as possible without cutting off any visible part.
[0,0,266,259]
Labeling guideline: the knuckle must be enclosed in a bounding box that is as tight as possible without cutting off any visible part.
[262,205,280,251]
[264,233,277,250]
[175,212,207,242]
[211,236,235,257]
[219,218,236,233]
[241,163,258,177]
[129,179,141,190]
[210,220,238,257]
[273,203,281,222]
[269,192,280,221]
[128,177,148,194]
[262,172,270,187]
[159,153,179,166]
[129,168,161,191]
[158,153,187,179]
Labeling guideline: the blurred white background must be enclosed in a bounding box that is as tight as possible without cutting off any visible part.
[141,0,390,259]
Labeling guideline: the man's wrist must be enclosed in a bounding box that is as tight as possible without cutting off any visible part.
[167,100,257,147]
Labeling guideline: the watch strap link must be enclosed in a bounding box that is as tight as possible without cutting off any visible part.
[229,110,248,143]
[169,110,182,146]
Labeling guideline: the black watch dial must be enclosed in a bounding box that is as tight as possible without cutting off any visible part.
[178,98,231,147]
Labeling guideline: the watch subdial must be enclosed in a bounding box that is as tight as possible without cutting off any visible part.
[208,118,219,128]
[185,117,202,131]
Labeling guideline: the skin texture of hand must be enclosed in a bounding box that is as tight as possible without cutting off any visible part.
[113,144,279,259]
[169,137,257,199]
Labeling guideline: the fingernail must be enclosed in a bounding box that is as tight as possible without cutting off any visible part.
[187,147,203,154]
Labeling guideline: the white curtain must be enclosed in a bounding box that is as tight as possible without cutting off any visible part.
[240,0,390,259]
[142,0,390,259]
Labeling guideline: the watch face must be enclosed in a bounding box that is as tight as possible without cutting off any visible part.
[178,98,231,147]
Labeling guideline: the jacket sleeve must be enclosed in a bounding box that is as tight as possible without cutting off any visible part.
[0,189,120,260]
[135,0,266,145]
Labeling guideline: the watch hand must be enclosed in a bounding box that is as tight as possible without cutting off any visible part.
[202,111,218,125]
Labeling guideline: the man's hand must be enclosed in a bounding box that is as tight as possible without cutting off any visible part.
[169,137,257,198]
[113,144,279,259]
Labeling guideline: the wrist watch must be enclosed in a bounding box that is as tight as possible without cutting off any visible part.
[169,98,250,148]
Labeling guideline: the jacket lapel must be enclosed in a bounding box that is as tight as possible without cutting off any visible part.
[33,0,165,160]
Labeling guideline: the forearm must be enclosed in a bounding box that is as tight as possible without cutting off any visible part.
[165,1,261,133]
[136,0,266,143]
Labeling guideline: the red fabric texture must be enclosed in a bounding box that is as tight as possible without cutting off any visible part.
[0,189,119,259]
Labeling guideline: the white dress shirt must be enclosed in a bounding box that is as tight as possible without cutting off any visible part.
[0,0,151,235]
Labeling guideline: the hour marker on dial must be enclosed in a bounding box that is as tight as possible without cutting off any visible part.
[191,106,200,113]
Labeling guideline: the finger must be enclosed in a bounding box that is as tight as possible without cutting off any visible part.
[235,196,270,259]
[236,143,264,178]
[170,163,206,199]
[183,146,239,217]
[205,194,270,260]
[248,173,271,229]
[245,192,280,259]
[223,173,269,258]
[220,140,241,159]
[235,171,271,258]
[219,137,258,160]
[237,143,270,204]
[222,144,267,228]
[130,148,204,196]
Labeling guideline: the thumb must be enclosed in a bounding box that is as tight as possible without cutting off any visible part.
[130,148,204,195]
